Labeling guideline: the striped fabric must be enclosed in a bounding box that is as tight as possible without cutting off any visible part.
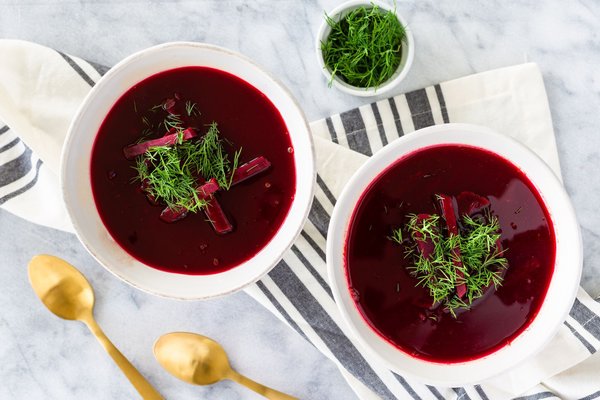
[244,86,600,399]
[1,45,600,399]
[0,124,43,206]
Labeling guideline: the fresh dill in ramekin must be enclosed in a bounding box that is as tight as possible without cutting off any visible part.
[321,3,407,89]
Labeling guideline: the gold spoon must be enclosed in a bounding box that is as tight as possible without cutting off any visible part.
[28,254,163,400]
[154,332,298,400]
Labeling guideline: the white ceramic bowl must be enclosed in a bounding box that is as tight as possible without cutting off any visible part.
[61,42,315,300]
[327,123,582,386]
[316,0,415,97]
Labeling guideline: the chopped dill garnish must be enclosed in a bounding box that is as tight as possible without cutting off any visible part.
[321,3,407,88]
[459,214,507,304]
[135,145,208,212]
[390,227,403,244]
[185,101,200,117]
[134,122,240,212]
[130,94,242,215]
[163,113,184,132]
[191,122,240,190]
[150,103,163,112]
[392,208,508,317]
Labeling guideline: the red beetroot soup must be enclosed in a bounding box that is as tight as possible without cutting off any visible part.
[344,144,555,363]
[90,67,296,275]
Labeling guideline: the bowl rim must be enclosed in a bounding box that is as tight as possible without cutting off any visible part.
[315,0,415,97]
[326,122,582,385]
[60,41,316,300]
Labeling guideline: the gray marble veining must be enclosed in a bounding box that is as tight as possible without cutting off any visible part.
[1,0,599,399]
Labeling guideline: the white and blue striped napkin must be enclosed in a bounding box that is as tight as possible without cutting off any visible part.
[1,40,599,400]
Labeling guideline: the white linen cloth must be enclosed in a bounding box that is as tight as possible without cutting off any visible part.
[1,40,599,400]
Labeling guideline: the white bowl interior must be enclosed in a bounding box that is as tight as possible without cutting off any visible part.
[327,123,582,386]
[61,42,315,299]
[316,0,415,97]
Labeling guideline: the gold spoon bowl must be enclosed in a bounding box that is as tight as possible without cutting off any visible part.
[28,254,163,400]
[154,332,298,399]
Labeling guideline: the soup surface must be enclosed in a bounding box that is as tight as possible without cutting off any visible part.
[345,144,555,362]
[90,67,296,275]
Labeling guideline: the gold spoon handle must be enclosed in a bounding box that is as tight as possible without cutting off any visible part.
[228,370,298,400]
[82,315,164,400]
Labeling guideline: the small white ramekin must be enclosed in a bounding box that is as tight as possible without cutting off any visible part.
[316,0,415,97]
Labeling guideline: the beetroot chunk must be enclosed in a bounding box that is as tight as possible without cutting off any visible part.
[413,214,436,260]
[456,191,490,217]
[160,206,188,223]
[437,194,467,299]
[438,194,459,235]
[197,178,220,199]
[231,156,271,186]
[140,179,159,206]
[456,276,467,298]
[204,197,233,234]
[158,179,221,223]
[163,97,176,114]
[123,128,197,159]
[411,214,441,308]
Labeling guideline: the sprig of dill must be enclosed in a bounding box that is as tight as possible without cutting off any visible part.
[185,101,200,117]
[135,145,207,212]
[391,211,507,316]
[403,214,460,308]
[163,113,184,133]
[192,123,241,190]
[321,3,407,88]
[458,215,507,304]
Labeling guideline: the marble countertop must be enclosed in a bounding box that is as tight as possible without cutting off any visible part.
[1,1,599,399]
